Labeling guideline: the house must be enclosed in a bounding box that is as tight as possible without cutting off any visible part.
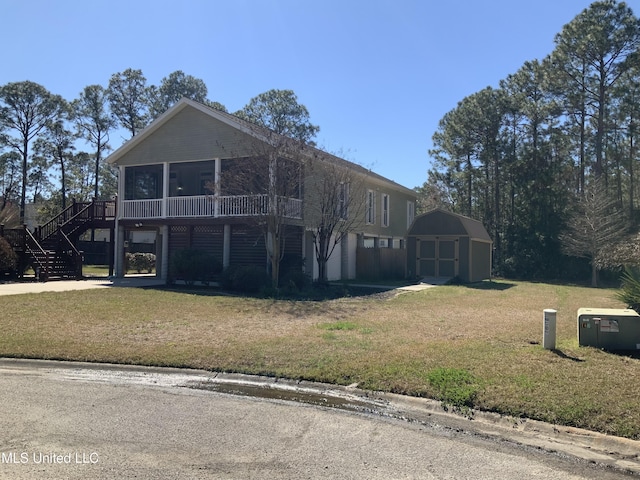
[406,208,492,283]
[106,98,417,282]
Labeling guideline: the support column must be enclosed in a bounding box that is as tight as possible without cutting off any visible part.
[108,227,115,276]
[223,224,231,269]
[161,225,169,282]
[115,226,125,278]
[163,163,170,218]
[214,158,221,217]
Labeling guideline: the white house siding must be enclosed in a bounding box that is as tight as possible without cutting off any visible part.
[344,233,357,280]
[325,238,342,281]
[305,231,344,281]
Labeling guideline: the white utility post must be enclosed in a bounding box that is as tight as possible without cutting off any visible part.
[543,309,557,350]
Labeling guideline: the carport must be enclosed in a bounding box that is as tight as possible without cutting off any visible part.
[406,208,492,283]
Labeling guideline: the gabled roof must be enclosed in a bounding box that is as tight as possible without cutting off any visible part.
[105,98,260,165]
[408,208,492,242]
[106,98,416,196]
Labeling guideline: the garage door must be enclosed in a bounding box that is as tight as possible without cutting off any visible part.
[417,237,458,278]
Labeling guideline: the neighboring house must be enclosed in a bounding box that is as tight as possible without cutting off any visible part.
[24,202,44,231]
[106,98,417,282]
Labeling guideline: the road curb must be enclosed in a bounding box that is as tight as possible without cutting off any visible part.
[2,358,639,475]
[203,372,640,475]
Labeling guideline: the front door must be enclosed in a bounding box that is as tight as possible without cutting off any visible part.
[416,237,459,278]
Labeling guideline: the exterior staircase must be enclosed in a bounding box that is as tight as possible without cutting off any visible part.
[0,199,116,281]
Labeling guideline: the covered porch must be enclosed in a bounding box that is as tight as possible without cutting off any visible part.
[119,159,302,220]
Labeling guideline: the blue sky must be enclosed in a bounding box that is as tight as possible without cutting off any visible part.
[1,0,623,189]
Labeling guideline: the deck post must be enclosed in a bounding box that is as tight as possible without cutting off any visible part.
[223,224,231,268]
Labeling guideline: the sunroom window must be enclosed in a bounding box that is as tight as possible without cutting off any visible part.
[124,165,163,200]
[169,160,215,197]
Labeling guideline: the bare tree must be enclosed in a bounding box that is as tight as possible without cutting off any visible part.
[215,91,320,288]
[561,178,628,286]
[304,152,367,284]
[597,231,640,270]
[218,128,306,288]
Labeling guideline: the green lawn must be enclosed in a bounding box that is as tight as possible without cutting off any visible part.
[2,279,639,439]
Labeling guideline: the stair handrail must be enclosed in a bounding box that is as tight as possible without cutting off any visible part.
[24,228,49,281]
[58,227,83,279]
[56,199,117,239]
[38,201,91,243]
[36,199,117,245]
[37,201,80,242]
[62,202,94,237]
[90,199,116,221]
[58,227,82,257]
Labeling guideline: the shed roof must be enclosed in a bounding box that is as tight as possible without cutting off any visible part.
[408,208,492,242]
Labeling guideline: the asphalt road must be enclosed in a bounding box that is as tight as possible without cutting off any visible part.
[0,359,635,479]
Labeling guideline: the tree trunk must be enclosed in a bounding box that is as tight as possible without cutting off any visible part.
[19,138,28,225]
[316,234,329,284]
[630,119,635,218]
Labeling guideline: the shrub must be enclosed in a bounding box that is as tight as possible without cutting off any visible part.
[125,252,156,274]
[0,236,18,274]
[278,254,309,292]
[220,265,271,293]
[170,249,222,285]
[616,266,640,312]
[280,268,310,291]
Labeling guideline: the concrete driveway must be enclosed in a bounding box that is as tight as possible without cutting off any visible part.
[0,276,165,296]
[0,359,636,479]
[0,277,440,296]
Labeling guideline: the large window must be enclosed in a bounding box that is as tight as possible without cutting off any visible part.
[220,158,268,196]
[366,189,376,225]
[169,160,215,197]
[124,165,163,200]
[407,201,415,228]
[382,193,390,227]
[220,156,303,198]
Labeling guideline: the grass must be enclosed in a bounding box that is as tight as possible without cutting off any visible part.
[1,279,640,439]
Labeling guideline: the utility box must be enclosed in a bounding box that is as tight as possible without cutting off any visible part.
[577,308,640,350]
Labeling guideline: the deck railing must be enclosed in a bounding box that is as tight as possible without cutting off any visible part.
[167,195,215,217]
[121,195,302,220]
[121,199,163,219]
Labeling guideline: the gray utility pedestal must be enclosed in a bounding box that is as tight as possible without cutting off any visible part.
[577,308,640,350]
